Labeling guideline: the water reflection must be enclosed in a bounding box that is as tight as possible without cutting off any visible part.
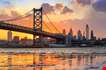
[0,52,106,70]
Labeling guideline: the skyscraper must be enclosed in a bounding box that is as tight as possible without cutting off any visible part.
[66,32,73,46]
[82,31,86,40]
[86,24,89,40]
[77,30,82,40]
[91,30,94,40]
[69,28,73,37]
[62,29,66,36]
[7,31,12,42]
[90,30,96,40]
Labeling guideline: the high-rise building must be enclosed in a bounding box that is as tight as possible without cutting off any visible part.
[90,30,96,40]
[62,29,66,36]
[66,32,73,45]
[86,24,89,40]
[82,31,86,40]
[7,31,12,42]
[91,30,94,40]
[69,28,73,37]
[77,30,82,40]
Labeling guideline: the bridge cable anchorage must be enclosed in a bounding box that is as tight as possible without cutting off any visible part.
[0,9,33,22]
[44,13,61,33]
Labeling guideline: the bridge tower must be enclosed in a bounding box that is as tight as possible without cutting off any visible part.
[33,7,43,46]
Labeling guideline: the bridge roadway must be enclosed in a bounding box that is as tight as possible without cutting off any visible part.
[0,22,64,40]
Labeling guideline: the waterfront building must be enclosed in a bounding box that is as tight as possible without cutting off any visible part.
[77,30,82,41]
[73,35,77,40]
[91,30,94,40]
[90,30,96,40]
[13,36,20,43]
[69,28,73,37]
[62,29,66,36]
[21,37,33,45]
[82,31,86,40]
[7,31,12,42]
[86,24,89,40]
[66,32,73,46]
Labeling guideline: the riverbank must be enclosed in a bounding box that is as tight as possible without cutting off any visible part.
[0,46,106,53]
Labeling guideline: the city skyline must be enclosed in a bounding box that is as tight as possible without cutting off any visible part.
[6,24,96,41]
[0,0,106,39]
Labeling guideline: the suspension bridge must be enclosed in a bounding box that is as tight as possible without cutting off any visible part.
[0,7,65,46]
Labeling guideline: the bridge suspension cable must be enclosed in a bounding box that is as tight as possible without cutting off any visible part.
[0,9,33,22]
[43,22,53,32]
[44,13,61,33]
[0,8,61,34]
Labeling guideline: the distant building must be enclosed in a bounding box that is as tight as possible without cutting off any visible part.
[7,31,12,42]
[69,28,73,38]
[20,37,33,45]
[13,36,20,43]
[66,32,73,45]
[82,31,86,40]
[86,24,89,40]
[90,30,96,40]
[73,35,77,40]
[77,30,82,41]
[91,30,94,40]
[62,29,66,36]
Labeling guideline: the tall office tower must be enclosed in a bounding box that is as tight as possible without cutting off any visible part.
[82,31,86,40]
[86,24,89,40]
[66,32,73,45]
[91,30,94,40]
[7,31,12,42]
[69,28,73,37]
[77,30,82,40]
[62,29,66,36]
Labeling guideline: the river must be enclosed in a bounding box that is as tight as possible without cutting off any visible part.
[0,46,106,70]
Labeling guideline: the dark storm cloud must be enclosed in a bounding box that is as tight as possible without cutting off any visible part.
[41,3,55,14]
[76,0,92,5]
[93,0,106,12]
[61,6,73,14]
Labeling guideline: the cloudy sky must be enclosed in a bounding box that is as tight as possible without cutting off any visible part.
[0,0,106,39]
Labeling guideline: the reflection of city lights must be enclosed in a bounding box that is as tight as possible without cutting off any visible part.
[0,52,106,70]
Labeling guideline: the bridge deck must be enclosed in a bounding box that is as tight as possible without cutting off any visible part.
[0,22,65,39]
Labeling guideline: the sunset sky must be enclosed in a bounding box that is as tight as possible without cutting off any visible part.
[0,0,106,40]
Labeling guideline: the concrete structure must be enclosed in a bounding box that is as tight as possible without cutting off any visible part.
[62,29,66,36]
[86,24,89,40]
[69,28,73,38]
[77,30,82,41]
[13,36,20,43]
[66,32,73,46]
[7,31,12,42]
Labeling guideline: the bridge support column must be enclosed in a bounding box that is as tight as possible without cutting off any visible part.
[33,7,43,46]
[33,35,36,46]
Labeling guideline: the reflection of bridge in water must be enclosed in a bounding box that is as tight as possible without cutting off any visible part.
[0,47,105,70]
[0,51,105,70]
